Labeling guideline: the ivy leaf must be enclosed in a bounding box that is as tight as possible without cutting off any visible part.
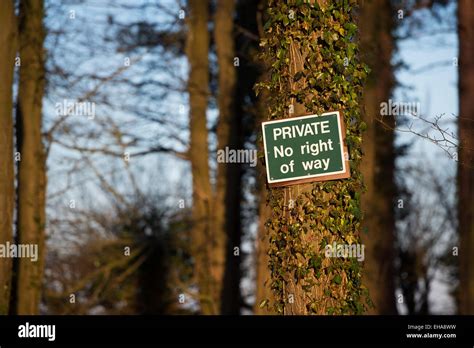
[310,255,322,271]
[263,19,272,32]
[363,63,371,74]
[344,22,357,35]
[332,274,342,285]
[294,71,304,82]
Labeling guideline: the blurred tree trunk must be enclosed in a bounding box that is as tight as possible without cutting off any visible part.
[358,0,397,314]
[214,0,242,315]
[233,0,276,315]
[260,0,368,315]
[458,0,474,315]
[186,0,216,314]
[15,0,47,314]
[0,0,17,315]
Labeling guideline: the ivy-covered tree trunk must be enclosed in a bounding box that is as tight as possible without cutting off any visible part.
[0,0,16,315]
[258,0,369,314]
[16,0,47,314]
[358,0,397,314]
[458,0,474,315]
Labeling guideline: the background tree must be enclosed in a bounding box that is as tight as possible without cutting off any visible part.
[358,0,397,314]
[44,183,192,315]
[395,163,457,314]
[186,0,216,314]
[214,0,240,315]
[14,0,47,315]
[258,0,369,314]
[458,0,474,315]
[0,0,16,315]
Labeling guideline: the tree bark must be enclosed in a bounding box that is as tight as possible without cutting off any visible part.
[254,74,276,314]
[186,0,215,314]
[458,0,474,315]
[358,0,397,315]
[0,0,17,315]
[254,167,274,314]
[15,0,47,315]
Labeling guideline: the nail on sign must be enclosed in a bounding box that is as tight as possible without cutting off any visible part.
[261,111,350,187]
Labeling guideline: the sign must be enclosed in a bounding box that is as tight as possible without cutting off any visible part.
[262,111,350,187]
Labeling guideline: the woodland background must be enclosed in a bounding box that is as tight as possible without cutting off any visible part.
[0,0,472,315]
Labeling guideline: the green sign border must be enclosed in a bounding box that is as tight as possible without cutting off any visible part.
[262,111,349,186]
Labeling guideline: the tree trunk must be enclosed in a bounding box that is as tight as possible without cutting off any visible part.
[15,0,47,315]
[0,0,17,315]
[214,0,242,315]
[254,169,274,314]
[186,0,216,314]
[259,0,369,315]
[254,74,276,314]
[358,0,397,315]
[458,0,474,315]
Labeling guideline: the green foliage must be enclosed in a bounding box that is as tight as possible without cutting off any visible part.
[258,0,370,314]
